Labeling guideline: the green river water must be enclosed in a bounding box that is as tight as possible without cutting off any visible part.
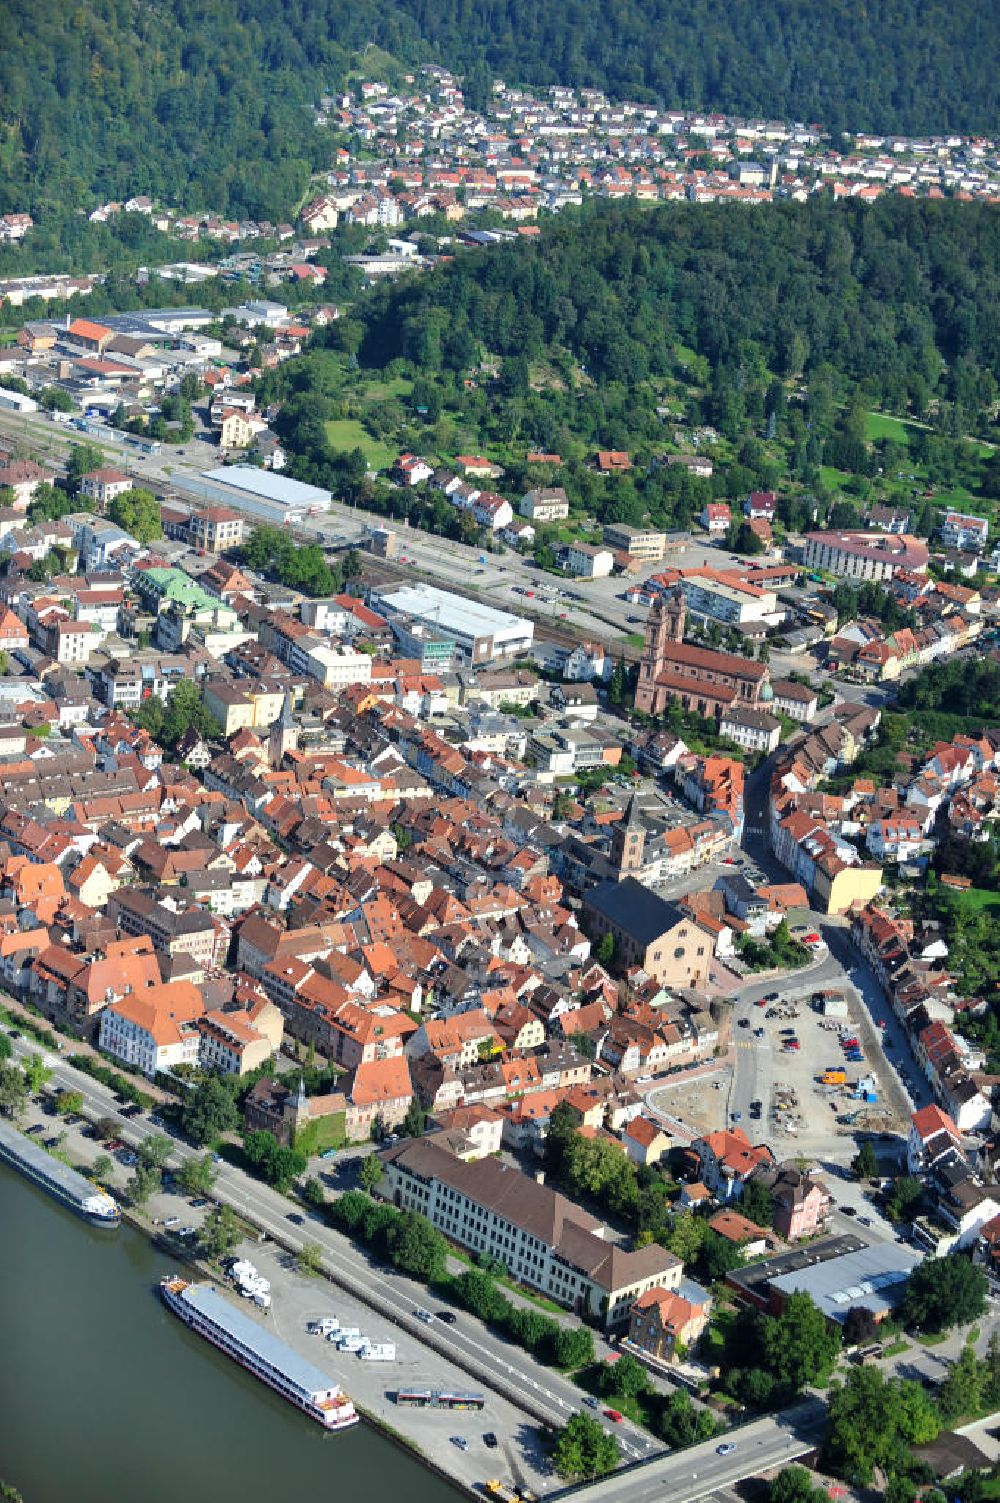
[0,1162,461,1503]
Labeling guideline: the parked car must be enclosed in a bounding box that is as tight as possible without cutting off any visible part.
[450,1436,469,1451]
[483,1432,498,1449]
[604,1410,623,1424]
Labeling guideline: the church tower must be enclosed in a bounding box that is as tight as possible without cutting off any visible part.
[610,792,646,876]
[269,692,297,769]
[635,589,685,714]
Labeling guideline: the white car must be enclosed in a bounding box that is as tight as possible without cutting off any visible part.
[717,1442,736,1456]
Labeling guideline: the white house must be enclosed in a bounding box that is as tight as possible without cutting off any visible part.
[98,984,205,1078]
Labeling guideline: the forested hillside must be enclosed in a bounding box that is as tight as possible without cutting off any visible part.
[264,197,1000,541]
[398,0,1000,136]
[0,0,420,220]
[359,197,1000,427]
[2,0,998,222]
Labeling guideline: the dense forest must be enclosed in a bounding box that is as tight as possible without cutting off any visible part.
[259,196,1000,539]
[0,0,419,220]
[2,0,999,223]
[397,0,1000,136]
[359,197,1000,419]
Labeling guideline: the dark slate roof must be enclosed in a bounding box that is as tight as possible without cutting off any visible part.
[584,876,686,947]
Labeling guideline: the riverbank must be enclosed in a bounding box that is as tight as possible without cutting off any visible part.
[0,1161,466,1503]
[3,1080,566,1499]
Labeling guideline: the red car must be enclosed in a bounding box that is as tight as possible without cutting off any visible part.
[842,1037,859,1049]
[604,1410,623,1424]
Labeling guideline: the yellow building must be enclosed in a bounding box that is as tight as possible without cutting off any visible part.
[815,860,883,916]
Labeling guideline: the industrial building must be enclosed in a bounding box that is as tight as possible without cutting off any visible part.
[371,583,533,665]
[726,1233,920,1326]
[178,466,331,524]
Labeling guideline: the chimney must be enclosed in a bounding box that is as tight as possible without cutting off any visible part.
[535,1169,545,1185]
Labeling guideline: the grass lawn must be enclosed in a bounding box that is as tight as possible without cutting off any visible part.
[295,1113,347,1156]
[450,1247,564,1313]
[865,411,927,444]
[880,1338,909,1358]
[363,376,413,401]
[915,1330,949,1346]
[324,418,396,468]
[626,633,645,649]
[946,886,1000,918]
[820,465,851,490]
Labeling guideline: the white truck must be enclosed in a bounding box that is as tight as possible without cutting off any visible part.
[336,1334,367,1353]
[329,1325,361,1343]
[309,1317,340,1337]
[358,1343,395,1361]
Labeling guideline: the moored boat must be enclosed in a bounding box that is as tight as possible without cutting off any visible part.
[159,1276,359,1430]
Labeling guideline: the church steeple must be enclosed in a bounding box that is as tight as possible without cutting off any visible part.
[268,692,297,768]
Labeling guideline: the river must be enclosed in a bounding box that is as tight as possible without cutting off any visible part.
[0,1163,462,1503]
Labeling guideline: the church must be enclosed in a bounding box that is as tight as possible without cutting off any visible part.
[634,589,771,718]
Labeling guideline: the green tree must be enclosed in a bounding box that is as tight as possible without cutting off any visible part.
[107,487,163,544]
[886,1176,924,1223]
[199,1204,242,1261]
[181,1076,238,1145]
[0,1065,29,1118]
[177,1153,218,1197]
[0,1035,9,1063]
[937,1341,986,1423]
[600,1352,649,1401]
[595,932,616,965]
[300,1175,326,1209]
[22,1053,53,1095]
[739,1177,774,1229]
[823,1367,939,1484]
[359,1154,383,1193]
[297,1240,324,1274]
[761,1291,840,1399]
[94,1116,120,1142]
[658,1388,718,1447]
[770,1465,828,1503]
[54,1089,84,1116]
[554,1325,595,1370]
[552,1412,620,1479]
[66,442,105,493]
[401,1098,425,1138]
[128,1161,162,1207]
[138,1133,172,1169]
[91,1153,114,1183]
[852,1140,878,1179]
[902,1254,987,1335]
[385,1209,449,1281]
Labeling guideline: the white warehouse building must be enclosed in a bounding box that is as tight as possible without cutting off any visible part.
[372,583,534,664]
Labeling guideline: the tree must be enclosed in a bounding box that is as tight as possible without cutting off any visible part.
[199,1204,242,1261]
[243,1129,307,1191]
[595,932,616,965]
[552,1412,620,1479]
[359,1154,383,1193]
[824,1367,940,1483]
[658,1388,718,1448]
[107,487,163,544]
[739,1177,774,1229]
[902,1254,987,1335]
[181,1076,238,1145]
[554,1325,595,1370]
[300,1176,326,1209]
[770,1465,828,1503]
[55,1089,84,1116]
[177,1153,218,1197]
[852,1140,878,1179]
[0,1064,28,1118]
[297,1241,324,1274]
[0,1034,9,1062]
[94,1116,120,1142]
[761,1291,841,1399]
[937,1341,986,1424]
[385,1209,449,1281]
[138,1133,172,1169]
[91,1153,113,1183]
[401,1098,425,1138]
[600,1352,649,1401]
[22,1053,53,1095]
[886,1176,923,1223]
[842,1306,878,1347]
[128,1162,162,1207]
[66,442,105,494]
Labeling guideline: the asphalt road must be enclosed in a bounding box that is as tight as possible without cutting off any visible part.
[6,1034,660,1466]
[563,1399,828,1503]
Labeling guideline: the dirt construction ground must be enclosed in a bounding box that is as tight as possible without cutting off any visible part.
[650,973,909,1164]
